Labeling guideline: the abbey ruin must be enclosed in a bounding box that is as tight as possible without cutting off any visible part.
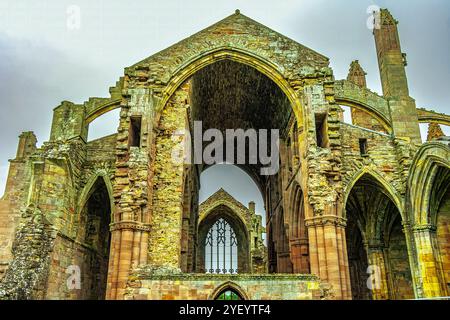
[0,9,449,300]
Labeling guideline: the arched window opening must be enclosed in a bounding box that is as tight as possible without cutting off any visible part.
[215,288,243,300]
[81,177,112,300]
[87,108,120,142]
[205,218,238,274]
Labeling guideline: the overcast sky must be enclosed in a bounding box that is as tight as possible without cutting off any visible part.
[0,1,449,221]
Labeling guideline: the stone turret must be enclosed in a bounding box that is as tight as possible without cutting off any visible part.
[427,123,445,141]
[373,9,421,144]
[347,60,367,88]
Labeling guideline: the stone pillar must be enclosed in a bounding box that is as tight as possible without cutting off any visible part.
[277,252,293,273]
[105,84,156,300]
[412,225,448,298]
[290,237,310,273]
[306,213,351,300]
[366,244,389,300]
[106,222,150,300]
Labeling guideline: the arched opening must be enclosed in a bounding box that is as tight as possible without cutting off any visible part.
[80,177,112,300]
[215,288,243,300]
[87,108,120,142]
[153,55,297,277]
[270,208,293,273]
[197,204,250,273]
[345,173,414,300]
[338,104,388,134]
[210,282,248,300]
[430,166,450,293]
[289,185,310,273]
[205,218,238,274]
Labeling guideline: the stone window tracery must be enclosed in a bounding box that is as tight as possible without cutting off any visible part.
[205,218,238,274]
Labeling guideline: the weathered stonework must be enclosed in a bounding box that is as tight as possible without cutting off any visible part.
[0,9,449,300]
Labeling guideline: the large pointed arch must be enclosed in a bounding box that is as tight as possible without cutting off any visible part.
[156,48,305,133]
[344,167,404,219]
[344,168,414,300]
[407,142,450,226]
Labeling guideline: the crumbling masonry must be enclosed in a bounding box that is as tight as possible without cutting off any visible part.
[1,9,450,300]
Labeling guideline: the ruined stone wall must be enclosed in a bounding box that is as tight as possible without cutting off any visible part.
[125,267,327,300]
[149,82,190,268]
[340,124,402,192]
[0,132,37,279]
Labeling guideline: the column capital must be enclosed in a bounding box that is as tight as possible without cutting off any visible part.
[110,221,151,232]
[364,239,386,251]
[412,224,437,233]
[305,215,347,228]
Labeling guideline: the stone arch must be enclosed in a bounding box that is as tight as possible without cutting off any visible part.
[197,203,250,273]
[156,47,305,131]
[85,99,121,124]
[336,99,392,133]
[78,172,115,221]
[334,80,393,133]
[344,167,404,219]
[209,281,249,300]
[345,170,414,299]
[407,143,450,297]
[287,182,310,273]
[407,142,450,226]
[78,174,113,300]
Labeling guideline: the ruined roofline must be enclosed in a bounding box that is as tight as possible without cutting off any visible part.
[199,187,253,214]
[128,9,329,71]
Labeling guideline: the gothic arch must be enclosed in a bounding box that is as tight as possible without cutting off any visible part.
[197,203,250,273]
[344,168,404,219]
[407,142,450,226]
[209,281,249,300]
[287,183,310,273]
[78,172,115,220]
[156,48,305,132]
[78,173,113,299]
[334,80,393,133]
[345,169,414,299]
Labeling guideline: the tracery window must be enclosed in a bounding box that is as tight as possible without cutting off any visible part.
[215,289,242,300]
[205,218,238,274]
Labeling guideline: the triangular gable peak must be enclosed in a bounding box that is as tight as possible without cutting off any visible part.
[126,11,330,85]
[199,188,254,225]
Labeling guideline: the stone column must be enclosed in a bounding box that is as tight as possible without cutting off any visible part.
[277,252,293,273]
[106,221,150,300]
[412,225,448,298]
[366,243,389,300]
[306,213,351,299]
[290,237,309,273]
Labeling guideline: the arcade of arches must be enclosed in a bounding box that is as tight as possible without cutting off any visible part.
[0,9,450,300]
